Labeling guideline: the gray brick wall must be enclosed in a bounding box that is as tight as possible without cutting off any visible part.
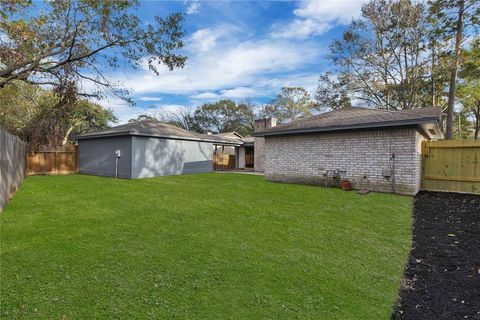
[264,128,424,195]
[254,118,276,173]
[254,137,265,172]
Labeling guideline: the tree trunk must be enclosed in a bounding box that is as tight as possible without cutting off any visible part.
[446,0,465,139]
[475,117,479,140]
[475,104,480,140]
[431,43,436,106]
[62,122,81,146]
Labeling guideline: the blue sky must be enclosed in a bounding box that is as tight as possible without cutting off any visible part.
[101,0,367,123]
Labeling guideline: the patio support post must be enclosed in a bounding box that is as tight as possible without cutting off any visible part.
[214,145,217,171]
[222,146,225,171]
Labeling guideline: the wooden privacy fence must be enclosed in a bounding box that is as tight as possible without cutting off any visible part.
[213,154,236,171]
[0,126,28,212]
[28,148,78,175]
[422,140,480,194]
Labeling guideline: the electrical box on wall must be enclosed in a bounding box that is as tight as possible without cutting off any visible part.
[382,168,392,178]
[115,150,121,157]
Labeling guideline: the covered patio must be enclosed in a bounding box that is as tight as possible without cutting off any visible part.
[212,136,254,172]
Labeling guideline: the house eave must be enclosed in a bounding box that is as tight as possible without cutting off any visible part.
[74,131,243,145]
[251,117,440,137]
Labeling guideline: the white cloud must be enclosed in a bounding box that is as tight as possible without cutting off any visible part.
[271,19,331,39]
[87,12,329,122]
[188,27,232,53]
[98,72,320,123]
[96,96,138,124]
[138,96,162,102]
[111,34,322,96]
[272,0,367,39]
[191,92,219,99]
[257,73,320,94]
[220,87,260,98]
[191,87,261,101]
[294,0,366,24]
[145,104,186,117]
[185,0,200,15]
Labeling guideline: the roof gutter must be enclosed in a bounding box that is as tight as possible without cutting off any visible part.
[251,117,440,137]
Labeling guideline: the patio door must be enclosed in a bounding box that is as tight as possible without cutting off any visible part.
[245,147,254,168]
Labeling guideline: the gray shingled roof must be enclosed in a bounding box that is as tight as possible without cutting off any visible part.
[212,132,244,143]
[252,107,442,136]
[74,120,242,145]
[212,132,255,144]
[242,136,255,144]
[213,132,242,138]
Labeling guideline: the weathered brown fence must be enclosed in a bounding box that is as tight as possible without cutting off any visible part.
[28,147,78,175]
[0,126,28,212]
[213,154,236,171]
[422,140,480,194]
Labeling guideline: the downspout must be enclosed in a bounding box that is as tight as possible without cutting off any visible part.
[214,145,217,171]
[222,146,225,171]
[115,157,119,179]
[388,123,396,194]
[391,153,396,194]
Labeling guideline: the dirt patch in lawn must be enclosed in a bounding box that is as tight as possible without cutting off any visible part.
[393,191,480,320]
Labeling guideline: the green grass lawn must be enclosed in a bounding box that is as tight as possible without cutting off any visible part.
[0,173,412,319]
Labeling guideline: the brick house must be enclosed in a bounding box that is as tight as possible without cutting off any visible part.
[252,107,443,195]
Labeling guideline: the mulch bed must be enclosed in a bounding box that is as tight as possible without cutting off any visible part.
[393,191,480,320]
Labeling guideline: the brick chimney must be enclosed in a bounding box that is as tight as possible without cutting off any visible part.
[254,117,277,132]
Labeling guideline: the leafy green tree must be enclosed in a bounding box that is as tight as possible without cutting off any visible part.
[236,99,258,133]
[315,72,352,111]
[0,81,116,148]
[0,80,43,133]
[458,37,480,139]
[452,109,475,139]
[127,108,204,133]
[325,0,433,110]
[193,99,255,135]
[25,95,116,148]
[164,107,204,133]
[0,0,186,103]
[316,0,480,141]
[128,114,158,123]
[264,87,315,124]
[457,81,480,139]
[429,0,480,139]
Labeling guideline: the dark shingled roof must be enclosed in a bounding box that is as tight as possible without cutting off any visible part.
[74,120,242,145]
[252,107,442,136]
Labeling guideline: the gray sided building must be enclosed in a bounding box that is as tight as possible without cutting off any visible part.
[75,121,241,178]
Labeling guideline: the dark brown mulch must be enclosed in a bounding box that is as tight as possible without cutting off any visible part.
[393,191,480,320]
